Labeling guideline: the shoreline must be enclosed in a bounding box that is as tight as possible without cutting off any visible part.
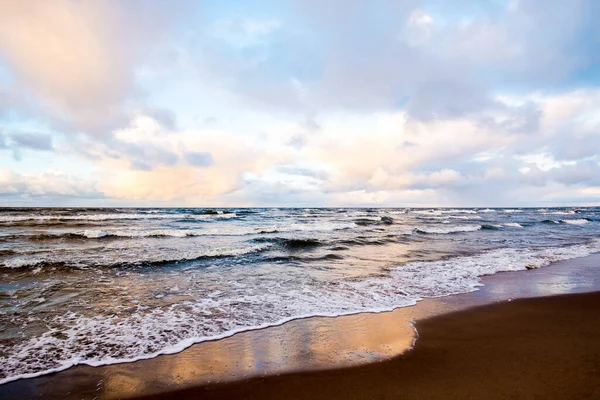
[2,252,600,399]
[151,291,600,399]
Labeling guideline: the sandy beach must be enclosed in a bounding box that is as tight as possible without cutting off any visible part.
[2,253,600,399]
[152,291,600,400]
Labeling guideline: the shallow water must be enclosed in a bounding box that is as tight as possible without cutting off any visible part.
[1,207,600,383]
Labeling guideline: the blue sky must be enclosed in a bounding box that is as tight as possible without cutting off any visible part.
[0,0,599,206]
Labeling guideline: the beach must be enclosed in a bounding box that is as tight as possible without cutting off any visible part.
[157,291,600,400]
[2,251,600,399]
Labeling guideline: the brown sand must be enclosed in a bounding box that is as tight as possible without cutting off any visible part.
[145,291,600,400]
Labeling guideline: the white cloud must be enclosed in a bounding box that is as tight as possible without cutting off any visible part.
[0,169,99,198]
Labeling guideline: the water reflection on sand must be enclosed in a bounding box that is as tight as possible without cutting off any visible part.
[3,253,600,400]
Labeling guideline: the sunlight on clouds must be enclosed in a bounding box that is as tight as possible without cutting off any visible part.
[0,168,99,197]
[516,154,577,171]
[1,1,599,206]
[0,0,167,133]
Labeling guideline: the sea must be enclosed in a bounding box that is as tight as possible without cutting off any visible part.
[1,206,599,383]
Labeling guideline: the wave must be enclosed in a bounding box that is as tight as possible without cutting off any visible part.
[411,210,443,216]
[192,209,234,215]
[0,249,17,257]
[0,212,240,223]
[254,237,324,250]
[0,244,272,270]
[24,230,204,240]
[415,225,482,234]
[267,253,344,263]
[503,209,523,213]
[481,224,503,230]
[0,213,182,223]
[340,236,400,246]
[540,210,576,215]
[503,223,523,228]
[3,239,599,384]
[559,219,589,225]
[353,216,394,226]
[415,215,482,220]
[22,222,357,241]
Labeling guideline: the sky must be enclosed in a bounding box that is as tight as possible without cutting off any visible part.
[0,0,599,207]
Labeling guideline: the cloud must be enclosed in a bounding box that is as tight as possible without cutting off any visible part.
[1,1,599,206]
[8,132,53,151]
[186,0,598,125]
[185,151,214,167]
[0,130,54,160]
[2,87,599,206]
[0,0,176,134]
[0,169,100,198]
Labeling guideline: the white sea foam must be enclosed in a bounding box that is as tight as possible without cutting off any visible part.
[415,225,482,234]
[560,219,589,225]
[78,222,356,238]
[441,209,478,214]
[503,209,523,213]
[0,213,237,223]
[0,213,181,222]
[411,210,443,216]
[542,210,576,215]
[479,209,496,213]
[416,215,482,220]
[503,223,523,228]
[0,244,272,269]
[2,240,599,384]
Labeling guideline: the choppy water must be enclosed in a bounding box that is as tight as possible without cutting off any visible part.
[1,207,599,383]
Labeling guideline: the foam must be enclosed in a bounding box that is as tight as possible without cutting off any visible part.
[0,213,237,223]
[503,209,523,213]
[33,222,358,239]
[503,223,523,228]
[415,225,482,234]
[411,210,443,216]
[415,215,482,220]
[542,210,576,215]
[0,244,272,269]
[560,219,589,225]
[0,213,182,222]
[2,239,599,384]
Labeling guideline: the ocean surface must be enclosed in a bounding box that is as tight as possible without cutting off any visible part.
[1,207,599,383]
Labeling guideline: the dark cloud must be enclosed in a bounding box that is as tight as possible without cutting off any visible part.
[9,132,53,150]
[185,151,213,167]
[405,80,495,121]
[104,138,179,170]
[549,133,600,161]
[190,0,598,122]
[144,108,178,130]
[130,160,153,171]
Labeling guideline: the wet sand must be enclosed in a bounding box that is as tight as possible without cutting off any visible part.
[153,291,600,400]
[2,253,600,399]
